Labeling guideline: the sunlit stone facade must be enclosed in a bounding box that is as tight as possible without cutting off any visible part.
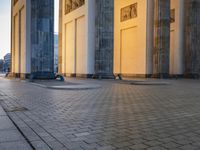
[59,0,96,77]
[11,0,200,79]
[114,0,154,77]
[11,0,54,79]
[59,0,200,78]
[59,0,114,78]
[170,0,184,76]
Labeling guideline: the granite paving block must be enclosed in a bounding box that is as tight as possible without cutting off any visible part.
[0,141,32,150]
[1,78,200,149]
[0,129,25,143]
[0,105,6,116]
[0,116,16,130]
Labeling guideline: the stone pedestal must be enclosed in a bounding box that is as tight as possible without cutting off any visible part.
[185,0,200,78]
[94,0,115,79]
[153,0,170,78]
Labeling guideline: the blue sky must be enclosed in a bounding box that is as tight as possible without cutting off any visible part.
[0,0,59,59]
[0,0,11,59]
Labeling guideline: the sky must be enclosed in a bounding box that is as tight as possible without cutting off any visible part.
[0,0,59,59]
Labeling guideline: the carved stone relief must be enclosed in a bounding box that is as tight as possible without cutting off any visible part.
[65,0,85,14]
[14,0,18,5]
[121,3,137,22]
[170,9,175,23]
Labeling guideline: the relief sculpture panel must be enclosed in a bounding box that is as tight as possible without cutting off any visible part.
[14,0,18,5]
[121,3,137,22]
[65,0,85,14]
[170,9,175,23]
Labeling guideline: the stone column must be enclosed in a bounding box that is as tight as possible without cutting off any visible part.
[185,0,200,78]
[153,0,170,78]
[31,0,54,79]
[58,0,63,74]
[94,0,114,79]
[10,1,14,75]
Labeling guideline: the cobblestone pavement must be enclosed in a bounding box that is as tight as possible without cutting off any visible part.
[0,104,32,150]
[1,77,200,150]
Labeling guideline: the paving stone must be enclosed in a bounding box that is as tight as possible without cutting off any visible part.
[31,140,51,150]
[175,139,192,145]
[45,140,65,150]
[180,144,198,150]
[0,116,16,130]
[116,147,132,150]
[0,141,32,150]
[0,106,6,116]
[80,143,101,150]
[0,129,25,143]
[1,79,200,149]
[75,132,90,137]
[147,146,167,150]
[163,142,182,149]
[97,145,115,150]
[114,141,132,148]
[19,127,41,142]
[129,143,149,149]
[145,140,162,147]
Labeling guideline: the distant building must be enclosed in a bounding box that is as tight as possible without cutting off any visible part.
[3,53,11,72]
[54,34,58,73]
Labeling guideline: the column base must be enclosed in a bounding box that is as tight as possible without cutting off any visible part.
[30,72,55,79]
[76,74,93,78]
[7,73,31,79]
[151,73,169,79]
[64,73,93,78]
[169,74,184,79]
[8,72,55,80]
[184,73,200,79]
[92,73,115,79]
[64,73,76,78]
[115,74,152,78]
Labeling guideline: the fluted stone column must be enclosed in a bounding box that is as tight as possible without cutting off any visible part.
[153,0,170,78]
[10,0,13,75]
[31,0,54,79]
[11,0,54,79]
[58,0,63,74]
[185,0,200,78]
[94,0,114,79]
